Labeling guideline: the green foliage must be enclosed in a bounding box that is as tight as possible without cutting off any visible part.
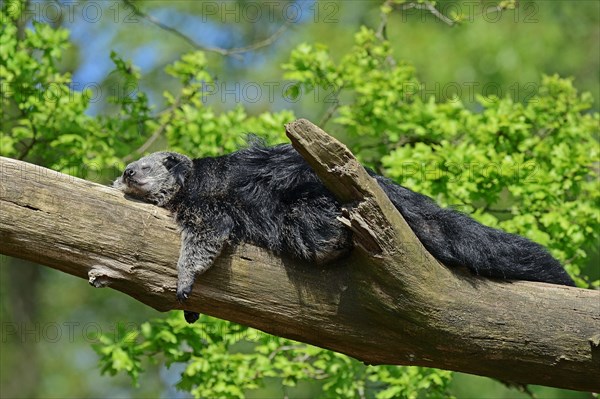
[2,1,598,398]
[93,312,453,399]
[156,50,294,157]
[0,8,152,176]
[283,28,599,287]
[1,7,291,173]
[383,77,599,286]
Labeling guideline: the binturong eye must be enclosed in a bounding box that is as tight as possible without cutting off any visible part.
[163,155,179,170]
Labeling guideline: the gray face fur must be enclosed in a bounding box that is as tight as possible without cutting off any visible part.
[113,151,192,206]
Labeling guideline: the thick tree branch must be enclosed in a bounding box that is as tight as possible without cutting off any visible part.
[0,120,598,392]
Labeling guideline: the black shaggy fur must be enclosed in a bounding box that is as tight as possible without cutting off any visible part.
[114,143,575,323]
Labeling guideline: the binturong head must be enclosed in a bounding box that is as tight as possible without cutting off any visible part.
[113,151,192,207]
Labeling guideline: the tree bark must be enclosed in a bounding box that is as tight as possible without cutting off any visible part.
[0,119,598,392]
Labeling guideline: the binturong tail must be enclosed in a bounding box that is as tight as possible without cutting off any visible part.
[374,176,575,286]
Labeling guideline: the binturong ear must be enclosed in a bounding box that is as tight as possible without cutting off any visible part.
[172,163,189,186]
[165,155,190,187]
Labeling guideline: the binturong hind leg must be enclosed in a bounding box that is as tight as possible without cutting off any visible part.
[284,198,353,265]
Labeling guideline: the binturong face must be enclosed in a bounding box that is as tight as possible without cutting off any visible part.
[113,151,192,206]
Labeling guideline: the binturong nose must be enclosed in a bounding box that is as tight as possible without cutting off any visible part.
[124,167,136,178]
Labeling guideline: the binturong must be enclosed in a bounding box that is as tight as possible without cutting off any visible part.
[114,142,575,323]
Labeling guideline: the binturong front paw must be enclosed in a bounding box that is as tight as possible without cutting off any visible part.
[176,282,193,303]
[176,263,195,303]
[177,279,199,324]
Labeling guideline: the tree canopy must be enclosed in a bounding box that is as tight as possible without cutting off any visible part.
[1,1,598,398]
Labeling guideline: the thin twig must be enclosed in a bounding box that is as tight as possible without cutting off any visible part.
[17,105,54,161]
[398,1,455,26]
[267,344,305,361]
[122,94,184,162]
[319,84,345,128]
[376,0,392,41]
[17,130,37,161]
[122,0,289,59]
[486,208,513,214]
[319,101,340,128]
[222,23,290,55]
[422,1,455,26]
